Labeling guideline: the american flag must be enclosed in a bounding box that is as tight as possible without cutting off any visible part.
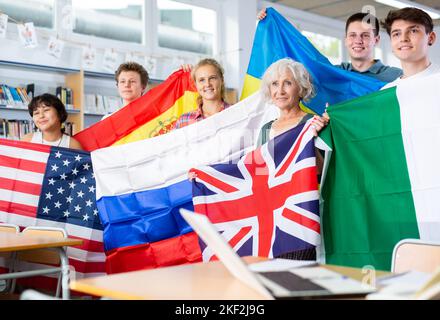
[191,120,321,261]
[0,138,105,289]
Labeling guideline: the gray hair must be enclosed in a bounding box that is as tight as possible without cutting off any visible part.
[260,58,315,103]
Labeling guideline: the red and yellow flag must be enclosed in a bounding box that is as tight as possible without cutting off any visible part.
[74,70,198,151]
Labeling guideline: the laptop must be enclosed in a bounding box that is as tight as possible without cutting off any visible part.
[180,209,376,299]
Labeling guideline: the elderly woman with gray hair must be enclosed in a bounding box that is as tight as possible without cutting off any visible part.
[258,58,329,261]
[258,58,329,145]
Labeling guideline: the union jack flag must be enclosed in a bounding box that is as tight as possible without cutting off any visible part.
[191,120,321,260]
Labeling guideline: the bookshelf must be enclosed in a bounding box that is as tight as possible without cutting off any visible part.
[0,61,127,137]
[0,60,84,138]
[65,71,84,135]
[0,60,239,140]
[82,71,122,128]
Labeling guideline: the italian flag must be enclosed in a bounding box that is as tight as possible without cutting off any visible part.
[318,72,440,271]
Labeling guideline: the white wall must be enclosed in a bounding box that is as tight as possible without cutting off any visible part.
[220,0,258,93]
[0,0,222,81]
[0,0,259,95]
[1,0,440,94]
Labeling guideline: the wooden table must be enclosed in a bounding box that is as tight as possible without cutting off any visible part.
[0,232,83,299]
[70,257,389,300]
[71,257,267,300]
[324,264,389,281]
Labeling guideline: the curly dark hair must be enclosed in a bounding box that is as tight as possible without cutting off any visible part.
[115,61,149,88]
[28,93,68,131]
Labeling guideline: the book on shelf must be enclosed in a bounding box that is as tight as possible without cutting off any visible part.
[84,94,97,113]
[0,86,5,104]
[0,84,31,108]
[2,84,14,104]
[56,86,74,110]
[9,87,23,104]
[0,119,75,140]
[105,96,123,114]
[16,87,29,104]
[0,119,34,140]
[96,94,105,114]
[66,88,73,110]
[84,93,123,115]
[64,121,75,136]
[26,83,35,100]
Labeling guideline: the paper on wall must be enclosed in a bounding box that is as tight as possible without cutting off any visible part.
[17,22,38,48]
[47,36,65,59]
[0,13,8,38]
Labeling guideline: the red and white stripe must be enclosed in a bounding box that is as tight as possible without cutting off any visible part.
[0,140,49,217]
[0,139,106,282]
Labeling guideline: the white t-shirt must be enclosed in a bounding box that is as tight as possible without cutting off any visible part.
[381,63,440,90]
[31,131,70,148]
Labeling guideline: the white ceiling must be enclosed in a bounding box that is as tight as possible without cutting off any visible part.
[266,0,440,25]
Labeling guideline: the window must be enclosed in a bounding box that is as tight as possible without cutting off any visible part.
[71,0,143,43]
[157,0,217,55]
[0,0,54,29]
[375,47,383,61]
[302,30,342,65]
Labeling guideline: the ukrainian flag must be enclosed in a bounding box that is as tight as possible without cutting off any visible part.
[74,69,198,152]
[241,7,385,115]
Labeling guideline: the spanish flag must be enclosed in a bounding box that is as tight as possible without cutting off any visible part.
[74,70,198,152]
[241,7,385,115]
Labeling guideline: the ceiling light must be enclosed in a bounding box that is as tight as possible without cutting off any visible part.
[375,0,440,19]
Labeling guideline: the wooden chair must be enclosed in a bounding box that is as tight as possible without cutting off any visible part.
[14,226,68,297]
[0,223,20,293]
[391,239,440,274]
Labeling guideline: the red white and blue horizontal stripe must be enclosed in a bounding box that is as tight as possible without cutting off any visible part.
[91,92,279,273]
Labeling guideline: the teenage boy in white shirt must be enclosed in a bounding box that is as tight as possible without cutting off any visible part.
[381,7,438,89]
[102,62,149,120]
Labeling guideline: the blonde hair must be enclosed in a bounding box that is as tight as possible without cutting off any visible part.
[191,58,226,107]
[261,58,315,103]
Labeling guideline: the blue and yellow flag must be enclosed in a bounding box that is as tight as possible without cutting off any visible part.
[241,7,385,115]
